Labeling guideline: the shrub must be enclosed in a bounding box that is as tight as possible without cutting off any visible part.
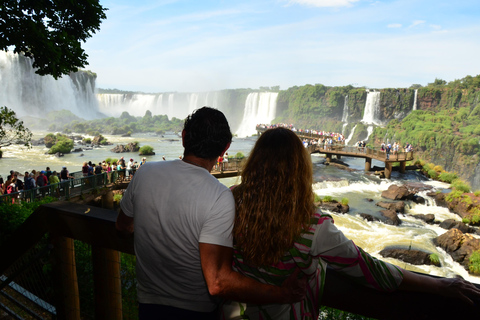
[452,179,471,193]
[341,198,349,205]
[49,137,74,154]
[427,169,438,179]
[438,171,458,183]
[314,194,322,203]
[235,152,245,159]
[139,145,155,155]
[323,196,333,202]
[469,250,480,275]
[429,253,440,265]
[445,190,464,202]
[474,191,480,197]
[83,138,92,144]
[113,194,123,204]
[433,165,444,172]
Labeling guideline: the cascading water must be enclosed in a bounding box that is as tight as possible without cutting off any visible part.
[235,92,278,137]
[0,51,100,119]
[345,124,357,146]
[341,95,349,135]
[97,91,223,120]
[413,89,418,111]
[362,91,381,126]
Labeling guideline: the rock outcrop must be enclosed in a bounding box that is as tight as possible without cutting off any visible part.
[379,248,441,267]
[111,142,139,153]
[433,228,480,273]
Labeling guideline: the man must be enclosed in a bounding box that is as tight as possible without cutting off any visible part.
[116,107,305,319]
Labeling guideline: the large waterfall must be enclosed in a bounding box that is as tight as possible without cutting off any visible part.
[0,51,100,119]
[97,92,221,120]
[235,92,278,137]
[362,91,381,125]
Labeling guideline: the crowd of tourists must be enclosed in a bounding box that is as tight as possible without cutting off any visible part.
[257,123,346,143]
[0,156,152,200]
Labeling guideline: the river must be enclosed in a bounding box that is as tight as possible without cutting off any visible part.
[1,131,479,284]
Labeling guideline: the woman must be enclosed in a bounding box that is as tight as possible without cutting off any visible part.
[223,127,480,320]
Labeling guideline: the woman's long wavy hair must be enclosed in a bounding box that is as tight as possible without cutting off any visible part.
[232,127,315,267]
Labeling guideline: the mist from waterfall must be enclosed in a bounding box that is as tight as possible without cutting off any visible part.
[0,51,100,119]
[235,92,278,137]
[362,91,381,125]
[97,92,221,120]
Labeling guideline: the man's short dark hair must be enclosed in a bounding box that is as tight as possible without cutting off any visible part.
[183,107,232,159]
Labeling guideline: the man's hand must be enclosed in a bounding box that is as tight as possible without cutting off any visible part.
[280,268,308,303]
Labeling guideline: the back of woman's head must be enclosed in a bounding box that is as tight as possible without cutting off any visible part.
[233,127,314,266]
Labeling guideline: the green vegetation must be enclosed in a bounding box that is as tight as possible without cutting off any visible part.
[322,196,333,202]
[139,145,155,155]
[341,198,349,206]
[429,253,440,265]
[47,109,184,136]
[0,197,57,243]
[468,250,480,275]
[319,306,375,320]
[235,152,245,159]
[0,106,33,149]
[45,133,74,154]
[1,0,107,78]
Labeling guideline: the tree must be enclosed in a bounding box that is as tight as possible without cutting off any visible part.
[0,106,33,148]
[0,0,107,79]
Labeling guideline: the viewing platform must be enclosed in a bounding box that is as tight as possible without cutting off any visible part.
[256,126,415,179]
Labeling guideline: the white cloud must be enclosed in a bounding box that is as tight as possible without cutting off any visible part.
[430,24,442,30]
[286,0,360,8]
[409,20,426,28]
[388,23,402,28]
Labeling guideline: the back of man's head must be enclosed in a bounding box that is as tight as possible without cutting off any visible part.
[183,107,232,160]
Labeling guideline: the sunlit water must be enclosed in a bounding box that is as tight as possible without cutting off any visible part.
[2,132,479,284]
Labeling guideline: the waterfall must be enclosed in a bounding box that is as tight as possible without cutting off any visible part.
[97,91,222,120]
[235,92,278,137]
[413,89,418,111]
[362,91,381,125]
[345,124,357,145]
[0,51,100,119]
[341,95,349,135]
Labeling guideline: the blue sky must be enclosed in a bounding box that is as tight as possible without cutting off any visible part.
[83,0,480,93]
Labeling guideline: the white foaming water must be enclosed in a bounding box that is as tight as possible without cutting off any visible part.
[362,91,381,125]
[0,51,99,119]
[235,92,278,137]
[316,178,480,284]
[413,89,418,111]
[344,124,357,146]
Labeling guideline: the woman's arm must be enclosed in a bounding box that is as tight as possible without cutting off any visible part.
[399,269,480,305]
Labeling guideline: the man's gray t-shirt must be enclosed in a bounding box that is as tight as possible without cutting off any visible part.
[120,159,235,312]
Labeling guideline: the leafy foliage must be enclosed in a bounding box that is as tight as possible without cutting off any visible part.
[47,133,74,154]
[0,0,107,78]
[0,106,33,148]
[139,145,154,155]
[469,250,480,275]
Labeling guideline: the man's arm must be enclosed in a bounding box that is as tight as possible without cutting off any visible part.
[199,242,306,304]
[116,209,134,236]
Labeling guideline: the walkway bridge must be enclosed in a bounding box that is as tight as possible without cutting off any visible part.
[257,126,414,178]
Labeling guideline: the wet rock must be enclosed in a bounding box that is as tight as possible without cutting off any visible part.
[380,209,402,226]
[381,185,410,200]
[359,213,380,222]
[433,228,480,271]
[439,219,477,234]
[111,142,139,153]
[376,201,405,214]
[318,201,349,214]
[412,214,436,224]
[379,247,441,267]
[54,152,64,157]
[412,195,426,204]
